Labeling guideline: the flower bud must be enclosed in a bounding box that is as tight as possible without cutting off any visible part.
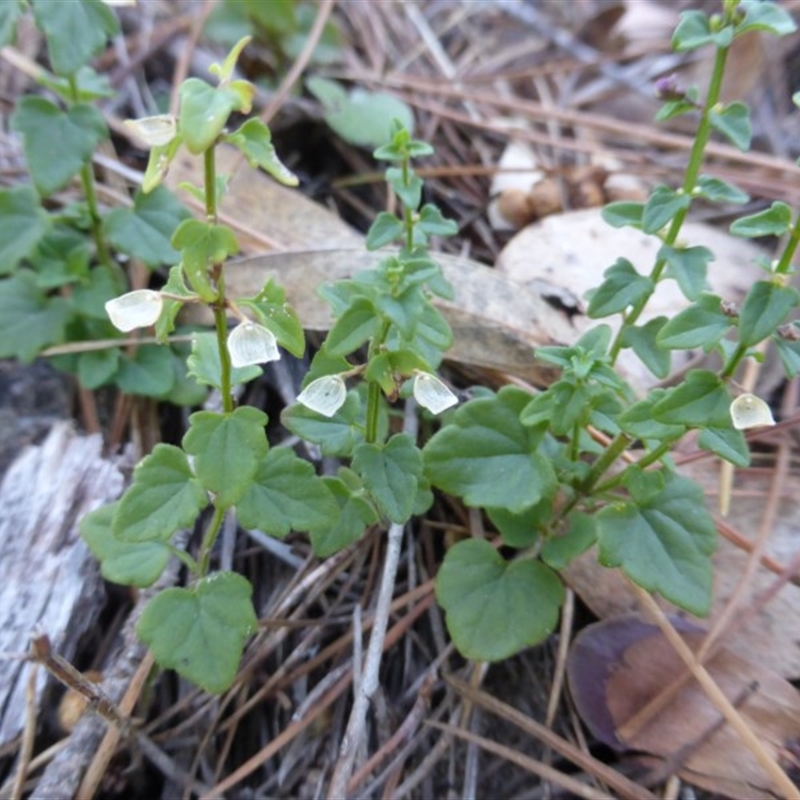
[730,393,775,430]
[227,321,280,367]
[296,375,347,418]
[123,115,177,148]
[413,372,458,415]
[105,290,163,332]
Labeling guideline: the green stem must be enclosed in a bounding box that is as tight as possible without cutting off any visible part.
[609,35,732,363]
[365,381,381,444]
[720,341,749,380]
[204,147,234,411]
[593,440,673,495]
[68,76,117,281]
[198,504,226,577]
[580,432,632,492]
[774,212,800,277]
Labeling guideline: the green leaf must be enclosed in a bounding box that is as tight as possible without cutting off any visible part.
[116,345,176,397]
[0,1,23,48]
[694,175,749,204]
[672,9,732,51]
[0,271,70,361]
[774,335,800,378]
[736,1,797,36]
[310,472,380,557]
[137,572,257,693]
[81,502,170,587]
[417,204,458,237]
[586,258,653,318]
[424,387,556,513]
[709,102,752,151]
[656,293,732,350]
[155,265,194,343]
[596,472,717,616]
[237,448,338,537]
[352,434,422,524]
[178,78,249,154]
[620,317,671,379]
[326,297,380,356]
[11,98,107,195]
[659,244,713,301]
[30,226,91,288]
[738,281,799,347]
[385,167,422,210]
[731,201,793,238]
[541,512,597,571]
[618,390,686,441]
[103,187,190,267]
[113,444,208,543]
[487,500,551,549]
[366,212,404,250]
[642,186,691,234]
[601,201,643,229]
[307,77,415,149]
[186,331,262,390]
[237,279,305,357]
[697,425,750,467]
[0,187,50,273]
[183,407,269,509]
[30,0,119,76]
[652,369,731,427]
[223,118,298,186]
[436,539,564,661]
[171,219,239,301]
[77,347,120,389]
[40,65,115,103]
[281,390,374,457]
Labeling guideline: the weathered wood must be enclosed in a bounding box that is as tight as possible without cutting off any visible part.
[0,423,124,747]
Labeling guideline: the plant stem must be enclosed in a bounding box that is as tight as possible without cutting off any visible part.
[198,504,226,576]
[609,34,732,363]
[580,432,632,492]
[774,211,800,276]
[365,381,381,444]
[203,147,234,412]
[67,76,118,282]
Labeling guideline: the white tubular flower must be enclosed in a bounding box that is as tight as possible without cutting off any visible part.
[227,321,280,368]
[123,114,177,148]
[730,393,776,430]
[413,372,458,415]
[105,290,163,332]
[296,375,347,418]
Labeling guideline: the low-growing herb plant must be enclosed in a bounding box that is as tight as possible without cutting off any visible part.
[0,0,205,407]
[422,0,800,661]
[12,0,798,695]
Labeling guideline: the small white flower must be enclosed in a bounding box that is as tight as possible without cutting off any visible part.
[227,321,280,368]
[413,372,458,415]
[105,290,163,332]
[123,114,177,148]
[730,393,775,430]
[296,375,347,417]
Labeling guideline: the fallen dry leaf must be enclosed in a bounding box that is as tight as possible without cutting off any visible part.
[568,615,800,799]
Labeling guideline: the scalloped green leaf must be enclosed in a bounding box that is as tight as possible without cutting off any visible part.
[237,447,338,537]
[0,187,50,274]
[112,444,208,543]
[237,279,305,357]
[171,219,238,301]
[596,472,717,616]
[103,187,190,267]
[423,387,556,513]
[178,77,249,154]
[81,502,170,587]
[223,118,298,186]
[709,102,751,151]
[652,369,731,427]
[11,98,107,195]
[697,425,750,467]
[659,244,713,301]
[0,270,70,362]
[738,281,799,347]
[586,258,653,319]
[656,293,732,350]
[137,572,257,693]
[436,539,564,661]
[310,472,379,557]
[352,433,422,524]
[730,202,793,238]
[183,407,269,508]
[30,0,118,76]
